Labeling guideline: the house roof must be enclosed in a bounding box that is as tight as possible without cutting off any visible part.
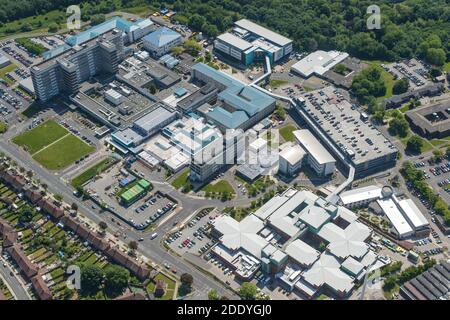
[192,63,275,129]
[213,214,267,258]
[318,221,371,260]
[31,275,52,300]
[341,256,365,276]
[298,205,331,230]
[285,239,320,267]
[279,144,306,165]
[143,27,181,47]
[377,197,414,237]
[339,185,383,205]
[302,252,354,294]
[6,245,38,279]
[398,199,429,230]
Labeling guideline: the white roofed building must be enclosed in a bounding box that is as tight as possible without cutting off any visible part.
[377,196,414,239]
[301,253,354,298]
[210,188,379,298]
[291,50,349,78]
[293,129,336,177]
[278,143,306,177]
[377,195,430,239]
[339,185,383,208]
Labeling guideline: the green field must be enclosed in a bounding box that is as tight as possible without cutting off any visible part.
[0,63,17,84]
[0,10,65,38]
[12,120,68,154]
[269,79,288,88]
[0,121,7,134]
[71,157,116,188]
[33,134,95,170]
[279,124,297,142]
[171,169,191,190]
[122,5,155,16]
[202,180,235,195]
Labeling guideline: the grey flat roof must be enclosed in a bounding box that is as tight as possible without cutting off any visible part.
[234,19,292,47]
[236,164,264,181]
[217,33,253,51]
[133,106,174,132]
[285,239,320,267]
[293,129,335,164]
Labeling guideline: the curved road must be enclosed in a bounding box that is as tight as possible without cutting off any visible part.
[0,137,241,299]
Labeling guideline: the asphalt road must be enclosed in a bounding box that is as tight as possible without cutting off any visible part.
[0,255,31,300]
[0,134,241,299]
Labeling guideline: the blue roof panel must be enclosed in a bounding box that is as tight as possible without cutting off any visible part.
[192,63,275,129]
[143,27,181,47]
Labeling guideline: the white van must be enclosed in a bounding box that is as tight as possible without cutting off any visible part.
[150,233,158,240]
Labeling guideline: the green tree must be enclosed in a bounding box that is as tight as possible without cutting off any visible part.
[425,48,446,66]
[104,265,130,297]
[171,46,184,57]
[429,68,442,78]
[392,78,409,95]
[406,136,423,154]
[333,63,348,75]
[208,289,220,300]
[180,273,194,287]
[383,275,397,291]
[18,208,33,225]
[80,265,104,295]
[48,22,59,33]
[90,14,106,26]
[129,240,138,251]
[388,117,409,137]
[183,39,203,57]
[239,282,258,300]
[187,14,206,31]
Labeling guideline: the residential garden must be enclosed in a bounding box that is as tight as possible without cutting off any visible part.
[0,182,147,300]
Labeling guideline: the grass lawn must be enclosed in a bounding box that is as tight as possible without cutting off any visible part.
[202,180,235,195]
[147,273,176,300]
[279,124,297,142]
[444,62,450,73]
[430,138,450,147]
[269,79,288,88]
[399,133,434,154]
[0,63,17,84]
[364,60,395,103]
[12,120,68,154]
[0,121,8,134]
[122,5,155,16]
[399,103,411,113]
[0,10,68,38]
[71,157,116,188]
[33,134,95,170]
[171,169,191,190]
